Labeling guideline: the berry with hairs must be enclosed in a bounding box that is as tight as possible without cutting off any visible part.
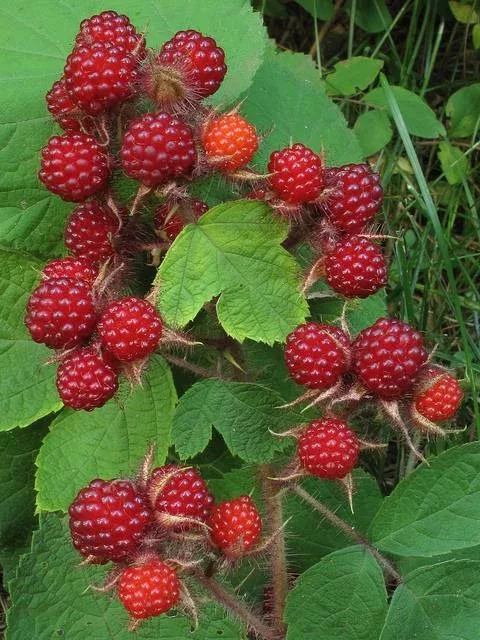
[267,143,323,205]
[41,256,98,285]
[64,201,120,264]
[46,77,82,132]
[414,367,463,422]
[203,113,258,172]
[118,560,180,619]
[154,199,208,240]
[75,10,145,57]
[208,495,262,556]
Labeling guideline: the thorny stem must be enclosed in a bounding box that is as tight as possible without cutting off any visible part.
[292,486,402,584]
[161,354,220,379]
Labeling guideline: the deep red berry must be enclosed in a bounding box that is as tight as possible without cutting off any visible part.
[41,256,98,285]
[46,77,82,132]
[64,202,120,264]
[414,368,463,422]
[203,114,258,172]
[325,236,388,298]
[121,112,196,187]
[75,10,146,57]
[118,560,180,619]
[39,132,109,202]
[267,143,323,205]
[98,297,163,362]
[321,163,383,233]
[353,317,428,400]
[69,478,151,562]
[148,464,213,530]
[298,418,360,479]
[25,277,97,349]
[285,322,350,390]
[208,495,262,555]
[56,346,118,411]
[154,199,208,240]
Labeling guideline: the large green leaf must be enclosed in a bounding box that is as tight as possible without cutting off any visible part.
[446,83,480,138]
[325,57,384,96]
[35,355,177,512]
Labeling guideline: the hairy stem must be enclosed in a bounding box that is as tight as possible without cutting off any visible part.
[161,354,219,379]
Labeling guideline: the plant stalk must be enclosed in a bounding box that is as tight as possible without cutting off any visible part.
[161,353,219,379]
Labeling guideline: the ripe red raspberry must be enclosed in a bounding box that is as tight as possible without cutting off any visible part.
[39,132,109,202]
[203,114,258,172]
[25,277,97,349]
[298,418,360,479]
[98,297,163,362]
[148,464,213,530]
[208,495,262,556]
[414,367,463,422]
[284,322,350,390]
[64,202,120,264]
[321,163,383,233]
[120,112,196,187]
[324,236,387,298]
[267,143,323,205]
[154,199,208,240]
[69,478,151,562]
[118,560,180,619]
[75,10,146,57]
[56,346,118,411]
[41,256,98,285]
[46,77,81,132]
[353,317,428,400]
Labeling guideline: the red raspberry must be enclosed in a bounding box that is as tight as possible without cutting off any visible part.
[353,317,428,400]
[120,112,196,187]
[321,163,383,233]
[46,77,81,132]
[64,42,139,115]
[298,418,360,479]
[75,10,146,57]
[148,464,213,530]
[25,277,97,349]
[267,143,323,205]
[38,132,109,202]
[324,236,387,298]
[64,202,120,264]
[118,560,180,619]
[69,478,151,562]
[203,114,258,172]
[208,495,262,556]
[284,322,350,390]
[414,367,463,422]
[98,297,163,362]
[41,256,98,285]
[56,346,118,411]
[154,199,208,240]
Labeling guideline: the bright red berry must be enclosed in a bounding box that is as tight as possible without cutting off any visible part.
[267,143,323,205]
[118,560,180,619]
[39,132,110,202]
[25,277,97,349]
[64,202,120,264]
[56,346,118,411]
[414,368,463,422]
[298,418,360,479]
[120,112,196,187]
[46,77,82,132]
[154,199,208,240]
[285,322,350,390]
[98,297,163,362]
[75,10,146,57]
[203,114,258,172]
[321,163,383,233]
[324,236,387,298]
[41,256,98,285]
[208,495,262,556]
[69,478,151,562]
[353,317,428,400]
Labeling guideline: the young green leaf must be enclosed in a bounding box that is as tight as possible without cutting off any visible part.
[346,0,392,33]
[446,84,480,138]
[325,57,384,96]
[354,110,393,156]
[438,141,468,185]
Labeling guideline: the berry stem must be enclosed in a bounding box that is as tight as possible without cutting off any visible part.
[162,353,221,379]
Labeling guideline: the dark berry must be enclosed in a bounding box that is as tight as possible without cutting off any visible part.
[203,113,258,172]
[267,143,323,205]
[64,201,120,264]
[118,560,180,619]
[154,199,208,240]
[208,495,262,556]
[41,256,98,285]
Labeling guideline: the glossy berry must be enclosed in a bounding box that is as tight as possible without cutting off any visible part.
[267,143,323,205]
[98,297,163,362]
[414,368,463,422]
[285,322,350,390]
[75,10,145,57]
[39,132,109,202]
[353,317,428,400]
[203,114,258,172]
[46,77,81,132]
[325,236,388,298]
[121,112,196,187]
[208,495,262,555]
[25,277,97,349]
[118,560,180,619]
[148,464,213,529]
[69,479,151,562]
[56,346,118,411]
[298,418,360,479]
[64,202,120,264]
[154,199,208,240]
[322,163,383,233]
[41,256,98,285]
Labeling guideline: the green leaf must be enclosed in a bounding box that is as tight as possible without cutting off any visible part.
[473,23,480,48]
[446,83,480,138]
[285,547,388,639]
[35,356,176,512]
[380,560,480,640]
[294,0,334,20]
[354,110,393,156]
[438,141,468,185]
[309,289,388,335]
[156,200,308,344]
[325,57,384,96]
[449,1,480,23]
[0,248,61,431]
[346,0,392,33]
[364,86,445,138]
[369,442,480,557]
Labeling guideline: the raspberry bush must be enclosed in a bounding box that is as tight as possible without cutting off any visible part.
[0,2,476,640]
